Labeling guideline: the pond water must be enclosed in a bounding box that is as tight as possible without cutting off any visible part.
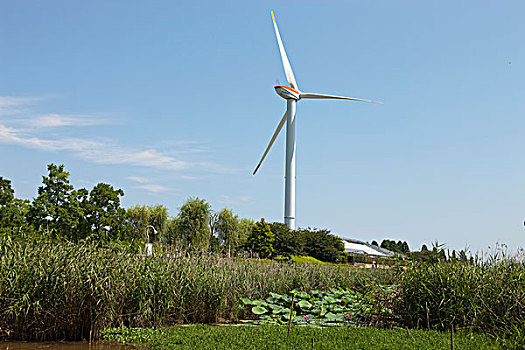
[0,342,135,350]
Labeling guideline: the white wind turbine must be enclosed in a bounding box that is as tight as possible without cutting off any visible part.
[253,11,382,230]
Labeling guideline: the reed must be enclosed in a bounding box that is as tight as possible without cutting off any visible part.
[397,258,525,342]
[0,237,390,340]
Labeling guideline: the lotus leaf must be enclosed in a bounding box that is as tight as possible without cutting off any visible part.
[240,297,252,305]
[252,305,269,315]
[269,292,284,299]
[296,300,312,309]
[251,300,268,307]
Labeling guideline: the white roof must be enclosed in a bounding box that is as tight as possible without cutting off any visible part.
[343,240,391,257]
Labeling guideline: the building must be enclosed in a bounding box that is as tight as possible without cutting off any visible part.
[341,238,398,258]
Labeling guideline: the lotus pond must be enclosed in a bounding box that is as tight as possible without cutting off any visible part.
[240,285,399,327]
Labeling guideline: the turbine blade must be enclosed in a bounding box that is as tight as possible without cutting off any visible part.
[300,92,383,104]
[253,111,287,175]
[271,11,298,90]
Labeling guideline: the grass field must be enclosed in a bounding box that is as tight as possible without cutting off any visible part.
[102,325,497,350]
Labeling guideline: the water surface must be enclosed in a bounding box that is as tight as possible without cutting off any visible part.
[0,342,135,350]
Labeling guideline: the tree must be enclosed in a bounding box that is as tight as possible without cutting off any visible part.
[176,197,211,251]
[125,204,169,243]
[247,218,275,258]
[399,241,410,253]
[127,205,151,241]
[82,183,126,243]
[371,240,379,247]
[215,208,239,253]
[27,164,83,241]
[300,228,345,263]
[166,216,181,246]
[0,177,27,233]
[380,239,395,252]
[236,218,253,251]
[148,204,169,242]
[380,239,410,254]
[421,244,429,252]
[209,211,220,252]
[270,222,305,257]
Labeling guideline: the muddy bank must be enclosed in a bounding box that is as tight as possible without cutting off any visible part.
[0,342,135,350]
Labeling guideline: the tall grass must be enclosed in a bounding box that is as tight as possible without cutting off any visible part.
[4,237,523,344]
[397,258,525,344]
[0,237,391,340]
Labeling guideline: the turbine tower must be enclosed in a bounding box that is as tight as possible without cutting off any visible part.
[253,11,382,231]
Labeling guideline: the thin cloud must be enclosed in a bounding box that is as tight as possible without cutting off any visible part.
[0,124,188,170]
[127,176,150,183]
[218,195,251,206]
[31,113,108,128]
[0,95,229,174]
[179,175,202,180]
[137,184,171,193]
[0,96,41,116]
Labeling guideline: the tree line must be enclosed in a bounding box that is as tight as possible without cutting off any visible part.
[0,164,345,262]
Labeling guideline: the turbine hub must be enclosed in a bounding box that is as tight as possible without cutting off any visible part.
[274,85,300,100]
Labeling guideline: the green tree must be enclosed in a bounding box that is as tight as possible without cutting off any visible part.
[247,218,275,258]
[216,208,240,253]
[126,205,151,241]
[125,204,169,243]
[270,222,305,257]
[380,239,410,254]
[300,228,345,263]
[0,177,27,234]
[148,204,169,242]
[236,218,253,252]
[166,216,181,246]
[399,241,410,253]
[82,183,126,243]
[26,164,83,241]
[380,239,394,252]
[176,197,211,251]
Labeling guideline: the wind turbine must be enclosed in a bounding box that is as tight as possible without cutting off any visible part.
[253,11,382,231]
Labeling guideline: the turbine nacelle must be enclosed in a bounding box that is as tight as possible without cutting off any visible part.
[274,85,300,100]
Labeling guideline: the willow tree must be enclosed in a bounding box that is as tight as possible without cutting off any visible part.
[176,197,211,251]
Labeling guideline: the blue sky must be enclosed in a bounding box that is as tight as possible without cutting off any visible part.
[1,0,524,253]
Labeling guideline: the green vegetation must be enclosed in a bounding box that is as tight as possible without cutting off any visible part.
[1,236,523,346]
[0,164,346,261]
[0,238,388,341]
[246,219,275,258]
[379,239,410,254]
[101,325,496,350]
[240,286,397,327]
[399,258,525,346]
[1,163,524,347]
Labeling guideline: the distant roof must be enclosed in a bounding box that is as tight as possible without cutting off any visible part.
[340,238,397,258]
